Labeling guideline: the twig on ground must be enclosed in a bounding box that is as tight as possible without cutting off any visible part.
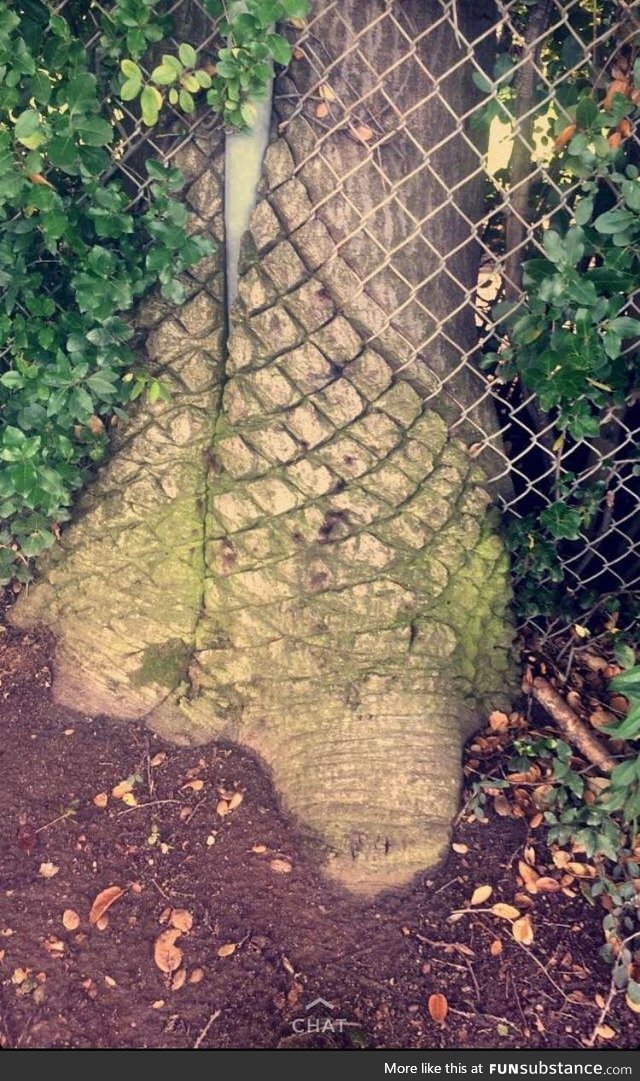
[193,1009,221,1049]
[585,930,640,1046]
[529,676,617,773]
[117,799,181,816]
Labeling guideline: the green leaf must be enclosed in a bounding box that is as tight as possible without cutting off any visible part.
[575,96,598,129]
[120,77,141,101]
[267,33,292,66]
[120,59,142,80]
[574,196,594,226]
[179,89,195,114]
[472,70,492,94]
[75,118,113,146]
[14,109,46,149]
[140,85,162,126]
[594,207,637,235]
[540,502,582,541]
[605,702,640,741]
[47,134,77,168]
[613,641,636,669]
[151,63,179,86]
[608,317,640,339]
[610,667,640,697]
[178,43,197,68]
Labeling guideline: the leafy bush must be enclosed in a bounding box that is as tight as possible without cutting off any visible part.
[0,0,308,585]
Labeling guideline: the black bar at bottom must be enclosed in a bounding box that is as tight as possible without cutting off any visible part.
[1,1049,638,1077]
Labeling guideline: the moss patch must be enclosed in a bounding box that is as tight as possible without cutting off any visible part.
[132,638,192,690]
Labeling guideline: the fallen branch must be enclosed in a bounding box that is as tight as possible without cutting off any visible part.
[529,677,617,773]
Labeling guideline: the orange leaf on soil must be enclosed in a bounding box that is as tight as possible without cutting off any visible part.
[217,942,237,958]
[428,993,448,1024]
[154,929,183,974]
[170,910,193,933]
[89,886,124,926]
[512,915,534,945]
[470,885,493,906]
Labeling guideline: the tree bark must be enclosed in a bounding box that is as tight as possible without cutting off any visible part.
[11,0,514,895]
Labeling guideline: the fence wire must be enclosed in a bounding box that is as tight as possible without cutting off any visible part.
[33,1,640,638]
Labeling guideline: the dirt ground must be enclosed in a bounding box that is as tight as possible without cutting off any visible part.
[0,619,638,1051]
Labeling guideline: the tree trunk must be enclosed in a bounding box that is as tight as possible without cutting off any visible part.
[11,0,514,895]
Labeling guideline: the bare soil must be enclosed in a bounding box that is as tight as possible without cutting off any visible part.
[0,620,638,1050]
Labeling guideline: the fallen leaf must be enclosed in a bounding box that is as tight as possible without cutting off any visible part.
[170,909,193,933]
[488,710,509,731]
[493,795,511,817]
[93,793,108,808]
[315,102,329,119]
[428,993,448,1024]
[490,939,503,956]
[121,792,137,807]
[62,909,80,931]
[44,938,64,956]
[270,858,293,874]
[319,83,336,101]
[491,903,520,920]
[104,975,117,988]
[154,929,183,974]
[181,779,204,792]
[595,1023,616,1040]
[452,843,468,854]
[206,835,216,847]
[625,995,640,1015]
[152,999,165,1009]
[228,792,244,811]
[89,885,124,926]
[216,799,230,817]
[171,967,187,991]
[111,779,134,799]
[12,968,29,985]
[189,967,205,984]
[96,915,109,931]
[512,915,534,945]
[150,752,166,767]
[536,876,561,892]
[39,862,59,879]
[518,860,539,893]
[217,942,237,958]
[159,906,172,925]
[252,844,267,854]
[352,123,374,141]
[470,885,493,906]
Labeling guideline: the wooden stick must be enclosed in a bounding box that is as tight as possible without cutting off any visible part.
[530,677,616,773]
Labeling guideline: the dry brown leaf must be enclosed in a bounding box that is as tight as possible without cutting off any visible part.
[493,795,511,817]
[452,843,468,854]
[625,995,640,1015]
[589,708,614,728]
[181,779,204,792]
[567,862,596,878]
[228,792,244,811]
[352,123,374,142]
[518,860,539,893]
[270,858,292,874]
[216,799,230,817]
[488,710,509,732]
[319,83,336,101]
[62,909,80,931]
[428,993,448,1024]
[596,1023,616,1040]
[96,915,109,931]
[470,884,493,906]
[603,79,630,110]
[217,942,237,958]
[170,909,193,933]
[315,102,329,119]
[111,779,133,799]
[554,123,577,151]
[171,967,187,992]
[536,876,561,892]
[89,885,124,927]
[154,929,183,974]
[152,999,165,1009]
[252,844,267,854]
[489,939,503,957]
[104,975,117,988]
[39,862,59,879]
[159,906,172,925]
[491,903,520,920]
[512,915,534,945]
[150,752,166,767]
[552,849,571,869]
[189,967,205,985]
[93,793,108,808]
[529,813,543,829]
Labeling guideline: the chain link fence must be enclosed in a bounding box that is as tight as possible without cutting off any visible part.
[34,1,640,638]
